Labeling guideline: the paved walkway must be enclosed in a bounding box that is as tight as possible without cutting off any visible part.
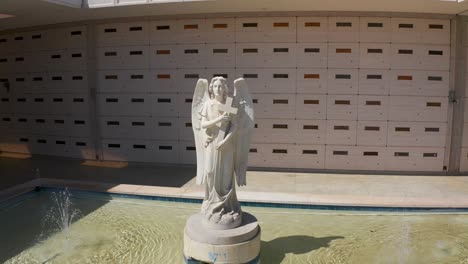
[1,153,468,208]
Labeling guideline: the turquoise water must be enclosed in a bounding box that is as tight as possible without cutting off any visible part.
[1,190,468,264]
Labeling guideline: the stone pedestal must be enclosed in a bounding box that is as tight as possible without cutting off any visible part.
[183,212,261,264]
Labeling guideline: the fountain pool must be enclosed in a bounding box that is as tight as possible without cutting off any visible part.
[1,189,468,264]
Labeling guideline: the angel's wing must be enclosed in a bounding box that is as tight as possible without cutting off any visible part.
[191,79,209,185]
[233,78,255,186]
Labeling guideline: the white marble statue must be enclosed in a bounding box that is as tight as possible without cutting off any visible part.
[192,76,254,230]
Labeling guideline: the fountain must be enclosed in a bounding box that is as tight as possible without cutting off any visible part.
[38,188,81,263]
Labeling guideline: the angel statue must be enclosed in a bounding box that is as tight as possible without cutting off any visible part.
[191,76,254,230]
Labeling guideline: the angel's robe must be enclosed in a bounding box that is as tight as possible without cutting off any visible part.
[199,99,242,228]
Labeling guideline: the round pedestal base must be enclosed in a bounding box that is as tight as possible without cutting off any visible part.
[183,254,260,264]
[184,212,261,264]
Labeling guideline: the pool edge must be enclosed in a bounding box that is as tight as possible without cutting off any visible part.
[0,179,468,213]
[0,179,40,203]
[3,179,468,212]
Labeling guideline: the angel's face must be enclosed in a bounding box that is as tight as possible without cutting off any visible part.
[212,80,226,98]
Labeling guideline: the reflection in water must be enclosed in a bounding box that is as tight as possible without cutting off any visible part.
[2,191,468,264]
[397,222,411,264]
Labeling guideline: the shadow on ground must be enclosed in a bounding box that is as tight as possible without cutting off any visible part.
[261,235,344,264]
[0,155,197,191]
[0,154,197,261]
[0,189,110,263]
[0,154,198,262]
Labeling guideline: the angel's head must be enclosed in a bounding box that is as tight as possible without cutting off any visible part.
[208,76,229,101]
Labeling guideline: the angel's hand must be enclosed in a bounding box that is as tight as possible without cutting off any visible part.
[220,112,231,123]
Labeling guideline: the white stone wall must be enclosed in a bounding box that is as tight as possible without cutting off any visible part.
[0,16,452,171]
[459,30,468,171]
[0,26,95,159]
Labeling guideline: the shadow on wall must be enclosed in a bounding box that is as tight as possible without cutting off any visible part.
[261,235,344,264]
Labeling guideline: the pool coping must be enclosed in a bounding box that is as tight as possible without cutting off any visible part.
[2,178,468,212]
[0,179,40,203]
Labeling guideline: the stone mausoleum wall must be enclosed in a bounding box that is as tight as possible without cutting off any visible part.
[0,16,456,172]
